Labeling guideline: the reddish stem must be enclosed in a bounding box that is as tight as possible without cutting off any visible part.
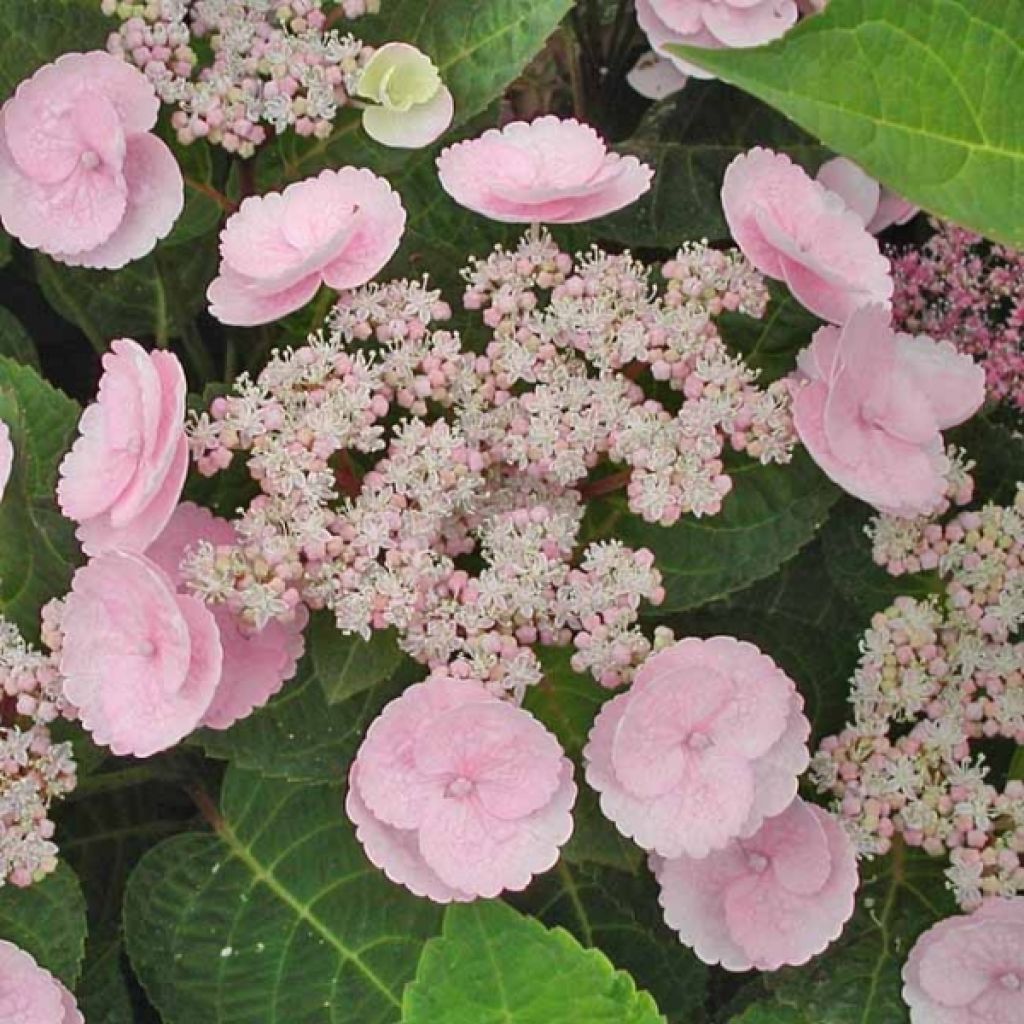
[185,176,237,214]
[579,468,632,500]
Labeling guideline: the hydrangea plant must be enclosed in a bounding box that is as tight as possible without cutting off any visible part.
[0,0,1020,1021]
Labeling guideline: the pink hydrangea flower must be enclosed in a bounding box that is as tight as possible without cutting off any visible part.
[146,502,307,730]
[346,675,576,901]
[0,51,183,269]
[721,147,893,323]
[793,303,986,517]
[206,167,406,326]
[60,551,222,757]
[0,421,12,502]
[584,636,810,859]
[58,338,187,556]
[653,797,858,971]
[636,0,798,79]
[436,117,653,224]
[903,898,1024,1024]
[0,940,83,1024]
[816,157,918,235]
[627,52,688,100]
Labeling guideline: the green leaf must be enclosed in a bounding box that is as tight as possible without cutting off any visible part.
[0,861,87,986]
[0,232,12,269]
[604,449,839,614]
[512,863,708,1024]
[124,768,443,1024]
[35,244,217,351]
[309,613,407,706]
[164,140,226,248]
[403,899,666,1024]
[598,82,827,247]
[670,539,863,740]
[0,356,81,639]
[76,939,142,1024]
[198,652,418,783]
[718,284,822,384]
[0,0,109,97]
[0,306,41,369]
[948,414,1024,506]
[670,0,1024,246]
[732,845,956,1024]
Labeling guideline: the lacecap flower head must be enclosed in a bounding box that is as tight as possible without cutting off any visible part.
[902,898,1024,1024]
[0,939,83,1024]
[355,43,454,149]
[721,147,893,323]
[0,51,183,268]
[653,797,858,971]
[207,167,407,326]
[60,551,222,758]
[792,303,986,517]
[637,0,798,79]
[57,338,188,555]
[584,636,810,859]
[347,675,576,901]
[436,117,653,224]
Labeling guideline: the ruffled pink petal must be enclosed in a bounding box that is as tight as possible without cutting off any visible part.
[413,700,564,820]
[345,763,475,904]
[417,759,576,898]
[653,845,754,972]
[76,434,189,556]
[0,940,69,1024]
[867,191,919,234]
[61,133,183,270]
[56,981,85,1024]
[60,552,220,757]
[743,796,831,895]
[0,421,12,503]
[740,695,810,835]
[723,802,858,970]
[635,0,721,79]
[201,604,308,729]
[50,52,160,134]
[627,52,689,99]
[362,85,454,149]
[894,333,986,430]
[206,266,323,328]
[355,678,494,830]
[816,157,881,227]
[700,0,797,47]
[145,501,236,588]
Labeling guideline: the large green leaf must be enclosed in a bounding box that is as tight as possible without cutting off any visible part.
[670,0,1024,245]
[598,83,827,247]
[35,244,217,352]
[0,861,87,986]
[402,899,666,1024]
[309,613,407,706]
[198,651,417,783]
[0,306,41,369]
[730,845,956,1024]
[0,357,81,639]
[512,863,708,1024]
[124,768,443,1024]
[603,450,839,614]
[0,0,109,97]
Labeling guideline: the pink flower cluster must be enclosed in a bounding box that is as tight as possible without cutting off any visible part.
[812,485,1024,908]
[583,635,858,971]
[347,675,575,901]
[101,0,374,155]
[891,221,1024,415]
[0,939,82,1024]
[52,340,305,758]
[0,51,183,269]
[0,616,77,888]
[903,898,1024,1024]
[185,231,795,698]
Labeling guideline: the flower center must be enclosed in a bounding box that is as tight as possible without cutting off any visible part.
[80,150,100,170]
[445,776,475,799]
[686,732,712,752]
[999,972,1021,992]
[136,639,156,658]
[746,852,769,874]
